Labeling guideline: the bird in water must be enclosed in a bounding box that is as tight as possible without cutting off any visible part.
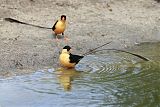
[59,46,84,68]
[52,15,68,41]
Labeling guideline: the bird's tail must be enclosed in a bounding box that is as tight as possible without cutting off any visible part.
[4,18,52,29]
[83,41,112,56]
[88,48,150,61]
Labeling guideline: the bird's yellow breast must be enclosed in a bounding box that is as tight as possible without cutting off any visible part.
[54,20,66,34]
[59,53,75,68]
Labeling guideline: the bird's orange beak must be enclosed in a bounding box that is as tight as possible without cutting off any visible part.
[62,17,65,21]
[69,49,72,53]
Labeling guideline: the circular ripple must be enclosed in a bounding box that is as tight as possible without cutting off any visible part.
[78,58,160,106]
[1,49,160,107]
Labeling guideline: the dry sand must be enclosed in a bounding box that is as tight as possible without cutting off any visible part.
[0,0,160,76]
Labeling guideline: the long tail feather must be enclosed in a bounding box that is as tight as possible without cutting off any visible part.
[88,48,150,61]
[4,18,52,29]
[83,41,112,55]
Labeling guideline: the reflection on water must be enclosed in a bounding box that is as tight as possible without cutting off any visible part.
[0,42,160,107]
[56,68,81,91]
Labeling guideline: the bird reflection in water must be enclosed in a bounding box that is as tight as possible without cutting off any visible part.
[56,68,81,91]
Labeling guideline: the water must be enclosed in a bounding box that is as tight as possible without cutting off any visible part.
[0,42,160,107]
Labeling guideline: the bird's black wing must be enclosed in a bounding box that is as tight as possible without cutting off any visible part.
[52,20,58,31]
[69,53,84,64]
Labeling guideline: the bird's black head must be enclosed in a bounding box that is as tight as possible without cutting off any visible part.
[61,15,66,20]
[63,45,71,51]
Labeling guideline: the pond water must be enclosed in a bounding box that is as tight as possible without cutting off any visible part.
[0,42,160,107]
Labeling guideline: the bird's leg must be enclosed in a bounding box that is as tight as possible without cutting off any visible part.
[56,35,59,42]
[54,34,60,42]
[62,32,69,42]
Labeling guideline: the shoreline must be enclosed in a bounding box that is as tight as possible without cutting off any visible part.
[0,0,160,76]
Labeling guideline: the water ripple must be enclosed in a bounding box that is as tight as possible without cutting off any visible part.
[0,47,160,107]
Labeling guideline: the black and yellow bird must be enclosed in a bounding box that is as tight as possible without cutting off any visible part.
[52,15,67,41]
[59,46,84,68]
[59,43,149,69]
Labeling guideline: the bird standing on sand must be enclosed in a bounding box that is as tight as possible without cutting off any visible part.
[52,15,67,41]
[59,46,84,68]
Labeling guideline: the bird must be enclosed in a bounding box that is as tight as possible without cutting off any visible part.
[59,46,84,68]
[52,15,67,41]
